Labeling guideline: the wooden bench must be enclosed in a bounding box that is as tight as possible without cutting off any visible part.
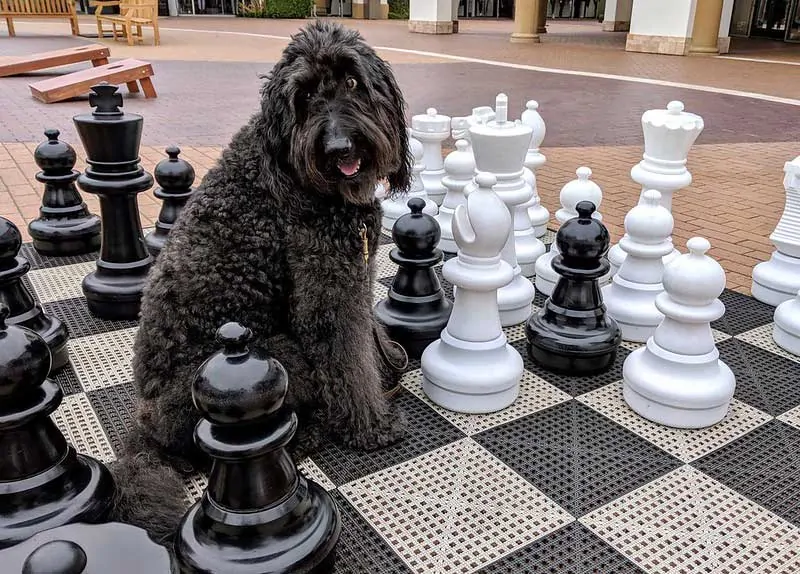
[29,58,156,103]
[0,44,110,78]
[91,0,160,46]
[0,0,80,37]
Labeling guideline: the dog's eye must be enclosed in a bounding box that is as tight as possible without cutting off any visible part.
[345,76,357,90]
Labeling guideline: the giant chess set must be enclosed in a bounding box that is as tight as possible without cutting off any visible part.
[2,83,800,573]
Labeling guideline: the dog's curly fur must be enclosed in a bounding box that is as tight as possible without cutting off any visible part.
[108,19,412,544]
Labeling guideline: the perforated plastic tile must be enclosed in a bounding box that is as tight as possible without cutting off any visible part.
[20,243,99,271]
[503,322,528,343]
[477,521,646,574]
[474,400,682,517]
[736,323,800,364]
[778,405,800,431]
[182,472,207,505]
[533,290,548,309]
[693,420,800,527]
[52,361,83,396]
[310,387,465,486]
[542,229,556,247]
[68,327,137,392]
[510,339,632,397]
[43,296,138,339]
[712,289,776,335]
[718,338,800,416]
[86,382,138,457]
[340,438,573,574]
[372,281,388,306]
[581,465,800,574]
[26,261,95,304]
[298,458,336,491]
[578,381,772,463]
[52,392,117,464]
[379,231,393,246]
[402,368,570,436]
[376,243,398,280]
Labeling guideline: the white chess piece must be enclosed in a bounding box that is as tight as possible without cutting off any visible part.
[381,129,437,233]
[374,181,386,199]
[436,139,475,254]
[607,101,704,276]
[519,101,549,238]
[603,190,674,343]
[773,289,800,356]
[535,167,603,296]
[469,93,536,326]
[752,156,800,306]
[411,108,451,206]
[622,237,735,429]
[421,172,523,414]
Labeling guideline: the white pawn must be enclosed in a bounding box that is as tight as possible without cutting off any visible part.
[436,139,475,254]
[519,101,549,238]
[752,156,800,306]
[773,289,800,356]
[603,190,674,343]
[421,172,523,414]
[381,129,437,233]
[374,181,386,199]
[623,237,735,429]
[535,167,603,296]
[412,108,451,206]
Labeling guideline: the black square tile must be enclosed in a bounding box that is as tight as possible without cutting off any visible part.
[21,243,99,271]
[21,275,39,304]
[330,491,412,574]
[53,361,83,396]
[311,387,465,486]
[711,289,775,336]
[474,400,682,517]
[43,296,138,339]
[379,232,393,246]
[533,290,548,308]
[718,338,800,416]
[510,339,631,397]
[693,420,800,528]
[477,521,646,574]
[87,382,138,457]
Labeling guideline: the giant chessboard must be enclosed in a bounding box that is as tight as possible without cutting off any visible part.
[21,228,800,574]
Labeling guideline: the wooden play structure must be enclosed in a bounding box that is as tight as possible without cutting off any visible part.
[0,0,80,36]
[0,44,110,78]
[28,58,156,103]
[91,0,160,46]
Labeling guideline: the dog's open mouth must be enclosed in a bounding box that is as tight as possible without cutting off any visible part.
[337,157,362,178]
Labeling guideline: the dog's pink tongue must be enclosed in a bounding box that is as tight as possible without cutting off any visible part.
[338,160,360,176]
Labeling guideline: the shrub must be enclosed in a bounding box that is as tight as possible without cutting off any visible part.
[388,0,408,19]
[238,0,312,18]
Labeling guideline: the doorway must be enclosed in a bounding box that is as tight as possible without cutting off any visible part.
[750,0,791,38]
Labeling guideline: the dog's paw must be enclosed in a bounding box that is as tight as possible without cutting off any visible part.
[347,408,407,452]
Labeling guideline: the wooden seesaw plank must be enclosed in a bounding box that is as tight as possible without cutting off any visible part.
[28,58,156,104]
[0,44,110,78]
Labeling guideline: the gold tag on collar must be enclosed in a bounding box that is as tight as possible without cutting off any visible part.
[359,223,369,266]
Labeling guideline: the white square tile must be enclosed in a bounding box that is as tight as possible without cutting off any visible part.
[52,392,117,464]
[581,465,800,574]
[737,324,800,364]
[298,458,336,491]
[26,261,96,304]
[777,404,800,431]
[376,243,397,280]
[68,327,138,391]
[578,381,772,463]
[340,438,573,573]
[373,281,388,306]
[402,369,570,436]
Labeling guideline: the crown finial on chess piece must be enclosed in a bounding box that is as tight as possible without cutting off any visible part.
[667,100,684,114]
[87,83,123,117]
[494,93,509,124]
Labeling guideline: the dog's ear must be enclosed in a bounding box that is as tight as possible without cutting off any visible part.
[258,64,294,158]
[379,61,412,197]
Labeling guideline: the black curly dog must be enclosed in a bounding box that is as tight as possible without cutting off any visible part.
[108,19,412,543]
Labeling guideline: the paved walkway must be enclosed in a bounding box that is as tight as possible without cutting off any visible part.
[0,17,798,294]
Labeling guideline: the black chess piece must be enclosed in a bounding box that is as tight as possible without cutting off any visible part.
[0,305,114,550]
[525,201,621,375]
[0,522,174,573]
[27,128,101,257]
[72,83,154,321]
[145,145,196,258]
[0,216,69,373]
[375,198,452,359]
[175,322,341,573]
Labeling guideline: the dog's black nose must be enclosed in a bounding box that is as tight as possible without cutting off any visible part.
[324,134,353,157]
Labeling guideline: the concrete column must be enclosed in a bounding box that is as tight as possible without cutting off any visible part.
[626,0,695,55]
[689,0,725,54]
[452,0,459,32]
[536,0,548,33]
[409,0,454,34]
[602,0,633,31]
[511,0,540,43]
[353,0,364,18]
[717,0,734,53]
[380,0,389,19]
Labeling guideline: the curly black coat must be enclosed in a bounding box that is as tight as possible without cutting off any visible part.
[108,19,413,543]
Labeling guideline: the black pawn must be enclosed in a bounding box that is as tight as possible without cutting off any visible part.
[72,83,154,321]
[0,305,114,550]
[145,145,196,258]
[0,522,173,573]
[0,216,69,372]
[175,322,341,573]
[525,201,621,375]
[374,197,453,359]
[28,128,101,257]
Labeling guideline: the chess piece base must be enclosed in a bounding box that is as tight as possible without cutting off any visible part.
[533,250,558,296]
[176,477,340,574]
[602,278,664,343]
[622,341,735,429]
[374,297,453,359]
[421,329,522,414]
[82,266,151,320]
[515,228,546,278]
[28,217,101,257]
[773,295,800,355]
[144,228,168,258]
[752,251,800,306]
[527,204,549,238]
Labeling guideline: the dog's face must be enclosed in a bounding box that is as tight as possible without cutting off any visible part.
[259,21,411,205]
